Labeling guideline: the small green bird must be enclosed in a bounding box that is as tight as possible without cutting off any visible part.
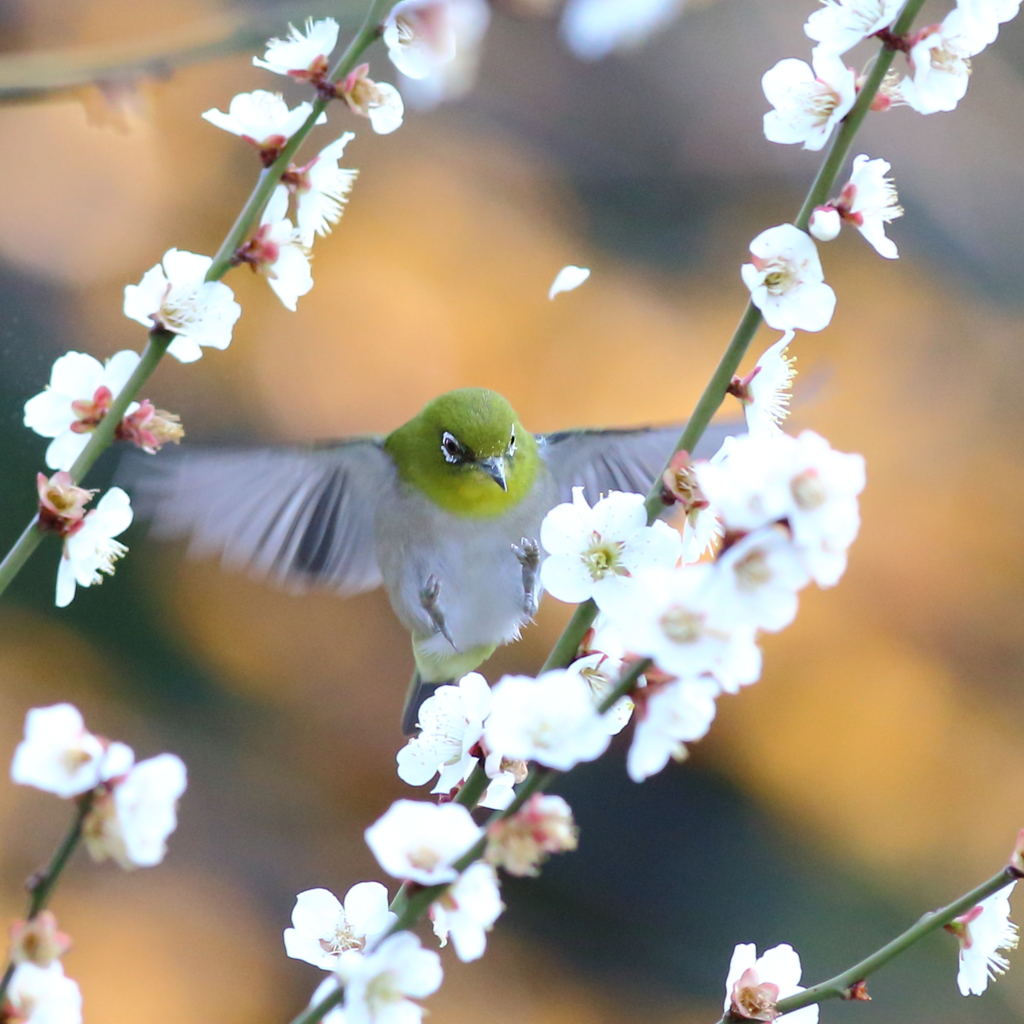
[128,388,727,732]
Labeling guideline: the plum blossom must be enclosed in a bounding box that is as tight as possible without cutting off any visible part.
[628,677,718,782]
[605,566,762,693]
[730,332,796,438]
[201,91,325,160]
[338,65,405,135]
[253,18,339,79]
[485,794,578,876]
[696,431,865,587]
[707,527,811,634]
[724,943,818,1024]
[431,863,503,961]
[383,1,458,79]
[276,134,358,247]
[235,189,313,311]
[123,249,242,363]
[741,225,836,333]
[559,0,683,61]
[484,670,612,770]
[804,0,903,55]
[366,799,481,884]
[24,351,140,471]
[8,913,72,969]
[832,154,903,258]
[336,932,443,1024]
[900,15,983,114]
[36,472,94,534]
[549,265,590,299]
[397,673,516,809]
[84,752,187,869]
[761,49,856,152]
[284,883,394,970]
[56,487,134,609]
[540,488,682,609]
[398,0,491,109]
[948,883,1019,995]
[5,962,82,1024]
[11,704,122,799]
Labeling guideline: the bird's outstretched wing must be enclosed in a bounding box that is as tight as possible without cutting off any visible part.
[537,421,738,504]
[120,439,395,595]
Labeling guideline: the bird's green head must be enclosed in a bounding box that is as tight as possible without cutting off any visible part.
[385,388,540,518]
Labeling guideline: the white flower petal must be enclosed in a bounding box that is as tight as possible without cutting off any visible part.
[548,265,591,299]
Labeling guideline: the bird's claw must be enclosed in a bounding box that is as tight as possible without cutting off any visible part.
[419,574,458,650]
[512,538,541,618]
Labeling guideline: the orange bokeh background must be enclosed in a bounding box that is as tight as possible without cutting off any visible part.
[1,1,1024,1022]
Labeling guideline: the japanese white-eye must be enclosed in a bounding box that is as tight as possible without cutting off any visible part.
[127,387,727,732]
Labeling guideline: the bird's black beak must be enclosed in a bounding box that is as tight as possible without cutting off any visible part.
[478,456,507,491]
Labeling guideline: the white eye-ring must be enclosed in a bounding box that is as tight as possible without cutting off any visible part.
[441,431,463,464]
[509,426,517,458]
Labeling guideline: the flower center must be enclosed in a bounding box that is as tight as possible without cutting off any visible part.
[581,533,627,581]
[807,83,839,124]
[659,604,704,645]
[790,468,828,510]
[408,846,442,872]
[732,548,772,591]
[320,917,363,955]
[761,259,796,295]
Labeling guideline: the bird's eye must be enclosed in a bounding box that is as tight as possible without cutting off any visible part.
[508,427,517,458]
[441,431,464,464]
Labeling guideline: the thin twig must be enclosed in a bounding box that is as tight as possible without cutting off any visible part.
[0,792,94,1006]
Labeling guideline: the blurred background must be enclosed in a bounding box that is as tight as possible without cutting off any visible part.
[1,0,1024,1021]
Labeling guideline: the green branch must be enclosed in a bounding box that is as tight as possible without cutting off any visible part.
[774,868,1020,1014]
[0,792,94,1006]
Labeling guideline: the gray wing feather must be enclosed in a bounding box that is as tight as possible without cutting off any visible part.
[120,439,394,595]
[538,421,739,504]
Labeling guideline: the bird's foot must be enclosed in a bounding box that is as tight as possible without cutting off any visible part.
[419,575,459,650]
[512,538,541,618]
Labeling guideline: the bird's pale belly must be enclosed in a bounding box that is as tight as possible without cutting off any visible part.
[375,473,556,680]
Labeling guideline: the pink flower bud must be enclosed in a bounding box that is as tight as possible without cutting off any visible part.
[808,205,841,242]
[116,401,184,455]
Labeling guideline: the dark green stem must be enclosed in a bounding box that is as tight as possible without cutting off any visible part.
[597,657,651,713]
[454,762,489,807]
[774,868,1019,1014]
[0,792,94,1007]
[541,600,599,671]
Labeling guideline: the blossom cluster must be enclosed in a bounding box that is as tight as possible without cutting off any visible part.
[744,0,1020,335]
[3,704,187,1023]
